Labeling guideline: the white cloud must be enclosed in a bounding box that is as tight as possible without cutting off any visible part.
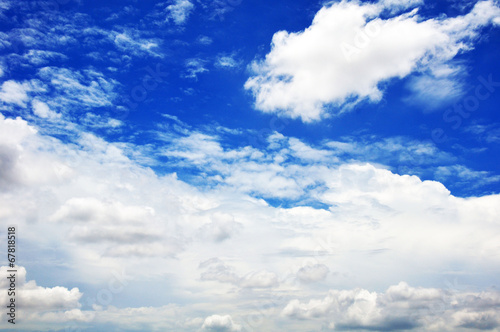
[198,35,213,45]
[50,197,155,225]
[0,80,31,107]
[215,54,241,69]
[296,264,329,283]
[184,58,208,79]
[282,282,500,331]
[0,113,67,189]
[0,112,37,145]
[161,130,466,200]
[435,164,500,188]
[0,266,83,311]
[81,113,123,129]
[1,113,500,330]
[463,123,500,144]
[49,196,182,257]
[199,258,240,284]
[201,314,241,332]
[196,0,238,20]
[113,31,162,58]
[406,69,465,110]
[239,271,279,289]
[245,0,500,121]
[199,258,278,289]
[166,0,195,25]
[325,135,455,167]
[198,212,242,242]
[288,137,333,161]
[380,0,423,11]
[0,0,11,14]
[23,50,68,66]
[0,266,198,330]
[32,99,60,119]
[37,67,119,110]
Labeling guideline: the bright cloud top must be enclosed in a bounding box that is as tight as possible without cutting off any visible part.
[245,0,500,121]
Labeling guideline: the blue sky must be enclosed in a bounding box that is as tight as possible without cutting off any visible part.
[1,0,500,331]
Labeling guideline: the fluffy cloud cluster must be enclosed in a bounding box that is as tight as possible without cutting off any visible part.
[160,124,497,199]
[201,314,242,332]
[0,266,82,311]
[1,111,500,330]
[283,282,500,331]
[245,0,500,121]
[0,266,92,331]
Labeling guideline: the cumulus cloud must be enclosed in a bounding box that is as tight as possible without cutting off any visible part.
[1,111,500,330]
[282,282,500,331]
[245,0,500,121]
[50,197,182,257]
[0,113,70,188]
[201,314,241,332]
[0,267,197,330]
[0,266,92,331]
[0,266,83,311]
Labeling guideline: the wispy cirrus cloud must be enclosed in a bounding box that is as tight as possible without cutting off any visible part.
[37,66,119,110]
